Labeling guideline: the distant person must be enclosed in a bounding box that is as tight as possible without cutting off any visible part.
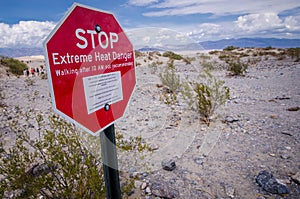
[26,69,30,77]
[40,65,45,75]
[30,68,35,76]
[36,67,40,76]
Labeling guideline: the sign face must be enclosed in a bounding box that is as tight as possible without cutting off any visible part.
[44,3,136,136]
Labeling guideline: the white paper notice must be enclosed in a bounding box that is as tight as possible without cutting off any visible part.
[83,71,123,114]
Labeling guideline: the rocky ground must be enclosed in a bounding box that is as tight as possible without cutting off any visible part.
[0,49,300,198]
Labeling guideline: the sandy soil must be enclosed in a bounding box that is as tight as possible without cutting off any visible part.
[0,49,299,198]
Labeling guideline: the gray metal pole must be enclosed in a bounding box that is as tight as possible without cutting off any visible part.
[100,124,121,199]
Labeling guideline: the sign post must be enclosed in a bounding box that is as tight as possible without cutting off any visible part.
[43,3,136,199]
[100,124,121,199]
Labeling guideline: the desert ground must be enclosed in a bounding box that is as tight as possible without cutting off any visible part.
[0,48,300,198]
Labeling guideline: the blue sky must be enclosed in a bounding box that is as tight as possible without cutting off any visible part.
[0,0,299,48]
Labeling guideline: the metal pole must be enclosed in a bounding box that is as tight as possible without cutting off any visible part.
[100,124,121,199]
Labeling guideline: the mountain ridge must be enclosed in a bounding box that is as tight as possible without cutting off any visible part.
[1,38,299,57]
[199,38,300,50]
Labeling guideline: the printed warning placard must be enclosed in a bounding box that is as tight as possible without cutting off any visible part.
[83,71,123,114]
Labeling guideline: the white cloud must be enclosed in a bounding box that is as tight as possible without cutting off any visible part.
[284,16,300,31]
[126,27,198,49]
[185,22,239,41]
[142,0,300,17]
[235,13,300,35]
[128,0,160,6]
[0,21,55,48]
[236,13,283,32]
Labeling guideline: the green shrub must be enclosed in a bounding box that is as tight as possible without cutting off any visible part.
[227,58,248,76]
[162,51,183,60]
[223,46,238,51]
[182,70,230,125]
[183,56,196,65]
[285,48,300,61]
[148,62,158,74]
[134,50,143,57]
[159,60,181,104]
[1,58,28,76]
[0,105,153,198]
[0,88,5,108]
[0,114,106,198]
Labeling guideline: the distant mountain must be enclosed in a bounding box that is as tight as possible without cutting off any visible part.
[199,38,300,50]
[0,48,44,58]
[1,37,300,57]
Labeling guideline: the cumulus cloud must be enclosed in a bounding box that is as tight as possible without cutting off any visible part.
[235,13,300,35]
[0,21,55,48]
[126,27,198,49]
[236,13,283,32]
[284,16,300,31]
[186,22,238,41]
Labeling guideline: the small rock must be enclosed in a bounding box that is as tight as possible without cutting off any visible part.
[134,180,143,189]
[224,184,235,198]
[270,114,278,119]
[145,186,152,195]
[255,170,290,195]
[141,182,147,190]
[194,157,204,165]
[161,159,176,171]
[280,153,291,159]
[151,182,179,198]
[285,146,291,150]
[291,172,300,184]
[224,115,239,123]
[274,95,291,100]
[287,106,300,111]
[150,144,159,151]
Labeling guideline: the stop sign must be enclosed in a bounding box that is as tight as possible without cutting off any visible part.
[44,3,136,136]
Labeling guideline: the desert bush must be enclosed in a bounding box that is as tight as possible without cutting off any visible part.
[40,73,48,80]
[223,46,239,51]
[156,60,163,65]
[159,60,181,104]
[134,50,143,57]
[0,114,106,198]
[201,61,214,70]
[1,58,28,76]
[227,58,248,76]
[183,56,196,65]
[162,51,183,60]
[218,53,233,62]
[0,108,154,198]
[285,48,300,61]
[198,53,212,60]
[181,70,230,125]
[209,50,220,55]
[0,88,5,108]
[148,62,158,74]
[263,46,274,50]
[116,133,152,152]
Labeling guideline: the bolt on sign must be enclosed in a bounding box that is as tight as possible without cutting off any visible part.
[44,3,136,136]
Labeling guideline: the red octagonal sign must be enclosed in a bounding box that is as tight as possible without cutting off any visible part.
[44,3,136,136]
